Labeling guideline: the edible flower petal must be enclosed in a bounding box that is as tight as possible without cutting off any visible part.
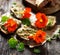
[29,30,46,44]
[4,19,18,33]
[24,7,31,13]
[35,13,48,28]
[23,12,31,18]
[22,7,31,18]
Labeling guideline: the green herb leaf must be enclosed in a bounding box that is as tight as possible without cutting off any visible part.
[46,35,52,42]
[48,22,52,26]
[53,34,59,39]
[21,18,31,26]
[33,48,41,54]
[58,29,60,33]
[8,38,18,48]
[47,18,53,27]
[16,42,25,52]
[1,16,9,23]
[13,2,16,5]
[47,37,52,42]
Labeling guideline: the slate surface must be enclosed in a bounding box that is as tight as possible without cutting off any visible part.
[0,0,60,55]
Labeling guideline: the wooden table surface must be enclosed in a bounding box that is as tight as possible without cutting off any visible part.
[0,0,60,55]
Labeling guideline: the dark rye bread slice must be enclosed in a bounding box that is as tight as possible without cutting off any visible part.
[23,0,60,14]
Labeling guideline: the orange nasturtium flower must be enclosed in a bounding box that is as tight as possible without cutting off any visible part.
[35,13,48,28]
[29,30,46,44]
[23,7,31,18]
[4,19,18,33]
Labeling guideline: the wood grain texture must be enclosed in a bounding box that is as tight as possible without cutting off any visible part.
[0,0,60,55]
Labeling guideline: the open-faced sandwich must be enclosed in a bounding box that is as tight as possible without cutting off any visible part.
[29,12,56,29]
[0,13,21,34]
[10,3,31,20]
[16,25,46,48]
[10,2,24,19]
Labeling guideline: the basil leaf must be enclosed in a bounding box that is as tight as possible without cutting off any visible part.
[8,38,18,48]
[1,16,9,23]
[16,42,25,52]
[21,18,31,26]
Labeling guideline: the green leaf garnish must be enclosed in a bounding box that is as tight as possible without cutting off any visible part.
[47,20,52,27]
[47,37,52,42]
[21,18,31,26]
[13,2,16,5]
[48,22,52,26]
[1,16,9,23]
[16,42,25,52]
[47,18,53,27]
[58,29,60,33]
[33,48,41,54]
[8,38,18,48]
[53,34,59,39]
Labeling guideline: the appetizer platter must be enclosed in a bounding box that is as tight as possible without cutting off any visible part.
[0,2,59,51]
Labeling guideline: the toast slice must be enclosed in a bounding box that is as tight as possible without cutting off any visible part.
[0,13,21,34]
[29,13,56,28]
[10,2,24,19]
[16,25,46,48]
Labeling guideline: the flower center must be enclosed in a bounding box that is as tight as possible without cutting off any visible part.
[40,19,43,23]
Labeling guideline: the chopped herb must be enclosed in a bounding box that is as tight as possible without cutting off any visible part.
[33,48,41,54]
[1,16,9,23]
[21,18,31,26]
[16,42,25,52]
[8,38,18,48]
